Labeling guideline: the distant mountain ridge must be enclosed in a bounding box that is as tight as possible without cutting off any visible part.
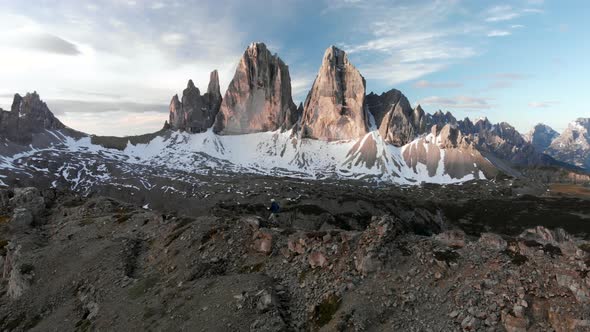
[546,118,590,170]
[0,42,588,192]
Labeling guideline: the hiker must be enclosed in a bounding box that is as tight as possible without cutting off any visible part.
[268,198,280,224]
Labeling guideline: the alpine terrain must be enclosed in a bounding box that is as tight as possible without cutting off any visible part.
[1,42,590,332]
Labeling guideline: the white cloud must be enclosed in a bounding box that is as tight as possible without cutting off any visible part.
[150,2,166,10]
[336,1,480,85]
[0,4,243,135]
[528,101,560,108]
[418,96,493,110]
[487,30,511,37]
[160,33,186,46]
[485,5,520,22]
[511,24,525,29]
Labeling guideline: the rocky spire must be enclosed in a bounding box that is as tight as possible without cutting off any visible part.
[213,42,298,134]
[300,46,367,141]
[366,89,426,146]
[0,92,65,144]
[168,70,222,133]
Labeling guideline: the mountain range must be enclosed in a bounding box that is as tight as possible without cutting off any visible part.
[0,42,589,193]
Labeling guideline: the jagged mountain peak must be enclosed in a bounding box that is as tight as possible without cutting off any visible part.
[546,118,590,169]
[214,42,297,135]
[169,70,222,133]
[524,123,559,152]
[300,45,367,141]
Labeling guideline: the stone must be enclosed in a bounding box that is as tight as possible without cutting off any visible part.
[214,42,298,134]
[256,289,277,312]
[478,233,508,250]
[435,229,466,248]
[5,243,34,299]
[288,238,305,255]
[169,70,222,133]
[10,208,34,231]
[10,187,45,217]
[301,46,367,141]
[501,312,529,332]
[556,273,589,303]
[461,315,478,331]
[308,251,328,268]
[519,226,571,244]
[253,231,273,254]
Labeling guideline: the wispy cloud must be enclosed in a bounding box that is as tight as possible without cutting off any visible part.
[485,4,543,22]
[487,30,511,37]
[487,72,529,89]
[485,5,520,22]
[414,80,463,89]
[528,101,560,108]
[335,1,479,85]
[418,96,493,110]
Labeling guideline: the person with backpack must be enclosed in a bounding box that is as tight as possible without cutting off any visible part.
[268,198,280,224]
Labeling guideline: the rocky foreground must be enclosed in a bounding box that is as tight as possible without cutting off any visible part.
[1,186,590,331]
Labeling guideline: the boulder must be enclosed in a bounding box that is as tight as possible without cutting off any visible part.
[10,208,34,231]
[253,231,273,254]
[478,233,507,251]
[519,226,571,244]
[4,243,34,299]
[214,43,298,134]
[308,251,328,268]
[435,229,466,248]
[501,312,529,332]
[9,187,45,217]
[301,46,367,141]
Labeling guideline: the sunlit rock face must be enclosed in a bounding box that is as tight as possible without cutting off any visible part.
[300,46,368,141]
[169,70,222,133]
[214,42,298,135]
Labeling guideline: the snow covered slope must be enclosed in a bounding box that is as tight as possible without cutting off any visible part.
[0,126,494,192]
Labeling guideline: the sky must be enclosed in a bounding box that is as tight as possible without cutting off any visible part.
[0,0,588,136]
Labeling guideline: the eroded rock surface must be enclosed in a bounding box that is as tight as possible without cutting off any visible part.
[214,43,298,134]
[169,70,222,133]
[301,46,367,141]
[0,92,65,143]
[366,90,426,146]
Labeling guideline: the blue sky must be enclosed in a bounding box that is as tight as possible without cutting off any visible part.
[0,0,587,136]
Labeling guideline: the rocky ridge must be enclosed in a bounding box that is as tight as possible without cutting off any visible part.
[547,118,590,170]
[214,42,299,135]
[0,92,65,144]
[300,46,368,141]
[366,90,426,146]
[168,70,222,133]
[524,123,560,152]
